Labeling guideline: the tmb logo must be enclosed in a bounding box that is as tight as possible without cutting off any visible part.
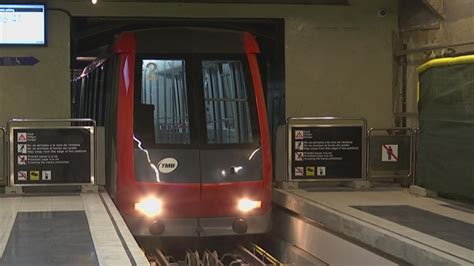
[158,158,178,174]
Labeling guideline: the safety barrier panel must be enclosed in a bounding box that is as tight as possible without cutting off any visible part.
[287,117,367,182]
[7,119,96,187]
[367,128,414,183]
[1,127,6,182]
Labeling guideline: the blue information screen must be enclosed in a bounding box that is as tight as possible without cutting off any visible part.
[0,4,46,45]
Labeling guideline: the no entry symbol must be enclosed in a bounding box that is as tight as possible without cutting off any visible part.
[382,144,398,162]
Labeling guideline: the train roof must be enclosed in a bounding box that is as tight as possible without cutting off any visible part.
[77,27,260,78]
[114,27,260,55]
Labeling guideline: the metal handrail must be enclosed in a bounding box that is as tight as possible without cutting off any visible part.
[1,127,6,182]
[6,118,97,187]
[367,127,415,180]
[287,116,368,181]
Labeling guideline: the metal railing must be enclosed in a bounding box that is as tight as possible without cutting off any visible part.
[6,118,97,187]
[367,127,415,182]
[287,116,368,182]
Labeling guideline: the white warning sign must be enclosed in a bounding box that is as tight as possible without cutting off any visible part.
[18,144,27,154]
[17,132,27,142]
[382,144,398,162]
[42,170,52,181]
[295,130,304,140]
[17,171,27,181]
[18,155,27,165]
[317,166,326,176]
[295,141,304,151]
[295,167,304,176]
[295,152,304,161]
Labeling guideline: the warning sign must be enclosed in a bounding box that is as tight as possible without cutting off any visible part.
[295,152,304,161]
[306,166,315,176]
[317,166,326,176]
[382,144,398,162]
[30,171,39,181]
[12,128,93,185]
[42,170,52,181]
[295,167,304,176]
[18,144,27,154]
[17,171,27,181]
[18,155,27,165]
[295,130,304,140]
[290,126,363,180]
[17,132,27,142]
[295,141,304,151]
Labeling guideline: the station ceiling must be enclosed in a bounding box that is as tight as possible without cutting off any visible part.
[70,0,348,4]
[69,0,347,67]
[72,17,284,68]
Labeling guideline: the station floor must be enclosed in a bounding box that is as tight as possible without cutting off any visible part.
[273,186,474,265]
[0,192,149,266]
[1,187,472,265]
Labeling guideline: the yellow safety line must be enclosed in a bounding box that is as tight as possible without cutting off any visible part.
[416,54,474,73]
[253,244,282,265]
[416,54,474,102]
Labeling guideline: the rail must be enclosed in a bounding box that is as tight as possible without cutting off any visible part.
[146,243,280,266]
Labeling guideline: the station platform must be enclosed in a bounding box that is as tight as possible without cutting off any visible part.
[0,192,149,266]
[273,186,474,265]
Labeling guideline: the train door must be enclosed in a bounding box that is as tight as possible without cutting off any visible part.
[133,57,202,217]
[197,57,264,217]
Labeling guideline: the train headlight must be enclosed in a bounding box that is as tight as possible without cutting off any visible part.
[135,196,162,217]
[237,198,262,213]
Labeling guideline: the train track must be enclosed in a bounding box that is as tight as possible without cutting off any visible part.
[147,243,282,266]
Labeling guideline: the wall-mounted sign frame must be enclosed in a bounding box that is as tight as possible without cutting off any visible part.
[287,117,367,182]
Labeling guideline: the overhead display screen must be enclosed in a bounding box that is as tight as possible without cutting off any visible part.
[0,4,46,45]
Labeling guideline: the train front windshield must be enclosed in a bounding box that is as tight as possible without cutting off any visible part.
[134,57,260,148]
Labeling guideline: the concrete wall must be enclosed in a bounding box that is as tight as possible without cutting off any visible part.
[0,11,71,127]
[400,0,474,127]
[0,11,70,184]
[0,0,399,181]
[48,0,398,128]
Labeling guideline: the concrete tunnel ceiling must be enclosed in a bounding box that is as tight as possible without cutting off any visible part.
[71,17,284,69]
[65,0,347,67]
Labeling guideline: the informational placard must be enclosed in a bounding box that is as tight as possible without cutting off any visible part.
[11,128,93,185]
[0,56,39,66]
[289,125,363,180]
[0,4,46,45]
[369,135,411,172]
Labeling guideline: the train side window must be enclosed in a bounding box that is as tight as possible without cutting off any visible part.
[139,59,190,144]
[202,60,256,144]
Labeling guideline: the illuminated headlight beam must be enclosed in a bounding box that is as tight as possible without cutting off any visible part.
[237,198,262,212]
[135,196,163,217]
